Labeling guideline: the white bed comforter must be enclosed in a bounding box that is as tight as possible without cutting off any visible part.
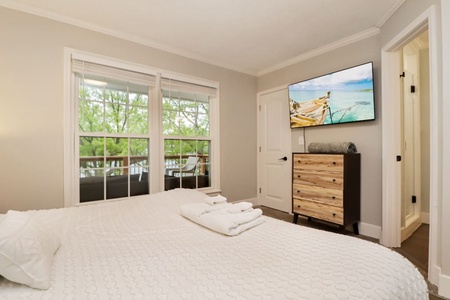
[0,189,428,299]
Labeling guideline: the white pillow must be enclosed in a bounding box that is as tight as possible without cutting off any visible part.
[0,210,61,290]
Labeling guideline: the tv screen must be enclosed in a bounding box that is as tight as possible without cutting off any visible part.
[288,62,375,129]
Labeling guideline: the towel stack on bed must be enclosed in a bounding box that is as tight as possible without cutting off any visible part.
[180,195,264,236]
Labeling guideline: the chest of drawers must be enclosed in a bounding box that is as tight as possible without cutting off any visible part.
[292,153,360,234]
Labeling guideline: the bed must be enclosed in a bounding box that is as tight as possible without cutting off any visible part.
[0,189,428,299]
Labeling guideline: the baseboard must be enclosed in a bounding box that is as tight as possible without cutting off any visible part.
[359,222,381,240]
[429,264,441,286]
[421,212,430,224]
[439,272,450,298]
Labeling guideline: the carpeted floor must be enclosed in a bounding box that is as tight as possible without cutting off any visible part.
[258,206,447,300]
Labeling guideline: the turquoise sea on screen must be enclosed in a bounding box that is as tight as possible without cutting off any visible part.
[289,90,375,124]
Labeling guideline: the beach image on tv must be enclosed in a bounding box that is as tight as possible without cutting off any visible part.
[288,62,375,128]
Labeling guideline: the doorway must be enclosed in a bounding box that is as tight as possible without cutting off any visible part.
[381,6,439,285]
[400,31,430,242]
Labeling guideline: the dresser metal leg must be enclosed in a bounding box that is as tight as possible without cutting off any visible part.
[293,213,298,224]
[353,223,359,235]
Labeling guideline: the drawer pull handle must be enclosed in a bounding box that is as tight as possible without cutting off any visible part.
[332,196,335,199]
[333,162,336,165]
[297,205,301,208]
[298,175,301,178]
[332,213,336,217]
[297,190,300,193]
[332,179,336,182]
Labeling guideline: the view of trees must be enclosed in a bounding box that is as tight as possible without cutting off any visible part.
[162,91,210,170]
[78,79,149,176]
[78,76,211,177]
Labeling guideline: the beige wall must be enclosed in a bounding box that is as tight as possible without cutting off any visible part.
[0,7,257,213]
[258,35,383,227]
[420,48,430,214]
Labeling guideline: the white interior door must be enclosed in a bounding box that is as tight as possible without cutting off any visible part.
[401,68,422,241]
[257,88,292,212]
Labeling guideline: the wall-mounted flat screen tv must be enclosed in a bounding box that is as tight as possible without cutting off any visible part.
[288,62,375,129]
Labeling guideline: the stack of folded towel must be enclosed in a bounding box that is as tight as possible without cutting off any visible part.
[180,195,264,236]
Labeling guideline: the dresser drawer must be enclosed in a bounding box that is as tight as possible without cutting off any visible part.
[293,170,343,189]
[293,199,343,225]
[293,183,343,207]
[293,154,343,172]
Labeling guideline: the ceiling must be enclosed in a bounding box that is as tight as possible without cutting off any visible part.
[0,0,404,76]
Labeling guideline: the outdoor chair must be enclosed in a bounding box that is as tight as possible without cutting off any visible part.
[166,156,199,177]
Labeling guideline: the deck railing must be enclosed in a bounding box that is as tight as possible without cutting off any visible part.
[79,155,208,175]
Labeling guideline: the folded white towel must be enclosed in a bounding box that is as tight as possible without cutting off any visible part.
[204,203,232,213]
[180,206,265,236]
[205,195,227,205]
[179,202,232,218]
[226,202,253,214]
[180,202,210,219]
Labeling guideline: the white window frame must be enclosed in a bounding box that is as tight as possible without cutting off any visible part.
[63,48,220,207]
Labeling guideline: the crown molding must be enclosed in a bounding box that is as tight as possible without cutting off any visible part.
[0,0,257,76]
[375,0,405,27]
[0,0,403,77]
[257,27,380,76]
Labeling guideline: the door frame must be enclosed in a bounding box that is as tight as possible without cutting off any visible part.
[380,5,439,284]
[256,85,291,211]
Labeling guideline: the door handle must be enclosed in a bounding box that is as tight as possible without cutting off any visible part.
[278,156,288,161]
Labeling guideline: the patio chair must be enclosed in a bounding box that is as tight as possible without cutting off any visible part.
[166,156,199,177]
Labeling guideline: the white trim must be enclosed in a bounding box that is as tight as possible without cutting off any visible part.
[68,48,218,89]
[439,0,450,297]
[380,49,402,248]
[154,74,165,193]
[427,4,440,286]
[430,265,441,288]
[421,212,430,224]
[257,27,380,76]
[439,273,450,298]
[375,0,405,27]
[63,49,75,208]
[381,5,440,286]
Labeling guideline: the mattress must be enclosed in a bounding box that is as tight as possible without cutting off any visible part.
[0,189,428,299]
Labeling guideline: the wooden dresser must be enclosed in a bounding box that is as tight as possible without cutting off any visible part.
[292,153,361,234]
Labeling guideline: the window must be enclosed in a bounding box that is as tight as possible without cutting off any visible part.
[162,79,214,190]
[64,50,220,206]
[73,62,153,203]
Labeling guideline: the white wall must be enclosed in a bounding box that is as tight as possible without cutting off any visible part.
[258,35,383,228]
[0,7,258,213]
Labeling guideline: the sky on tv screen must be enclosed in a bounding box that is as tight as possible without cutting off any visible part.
[289,63,373,94]
[289,63,374,126]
